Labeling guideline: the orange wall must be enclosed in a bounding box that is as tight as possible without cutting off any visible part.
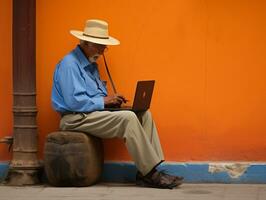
[0,0,12,161]
[1,0,266,162]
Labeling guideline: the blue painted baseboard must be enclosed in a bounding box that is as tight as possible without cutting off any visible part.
[102,162,266,183]
[0,162,9,182]
[1,161,266,183]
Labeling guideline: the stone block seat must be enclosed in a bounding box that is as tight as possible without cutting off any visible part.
[44,131,103,186]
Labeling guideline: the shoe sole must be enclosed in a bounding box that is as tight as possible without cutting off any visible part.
[136,179,178,189]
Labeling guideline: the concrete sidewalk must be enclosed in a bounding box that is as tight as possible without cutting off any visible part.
[0,183,265,200]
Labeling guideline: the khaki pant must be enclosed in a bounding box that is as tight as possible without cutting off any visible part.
[60,110,164,175]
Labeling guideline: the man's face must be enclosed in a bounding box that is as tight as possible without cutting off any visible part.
[86,42,107,63]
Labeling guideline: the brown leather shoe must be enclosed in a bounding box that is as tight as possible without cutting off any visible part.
[136,171,180,189]
[159,171,183,186]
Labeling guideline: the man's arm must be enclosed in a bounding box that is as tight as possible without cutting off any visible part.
[58,62,104,112]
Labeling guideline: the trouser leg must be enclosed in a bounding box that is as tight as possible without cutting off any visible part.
[137,110,164,161]
[60,110,162,175]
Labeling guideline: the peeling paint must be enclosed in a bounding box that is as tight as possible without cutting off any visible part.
[208,163,250,178]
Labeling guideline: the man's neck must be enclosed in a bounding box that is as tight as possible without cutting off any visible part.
[78,45,90,60]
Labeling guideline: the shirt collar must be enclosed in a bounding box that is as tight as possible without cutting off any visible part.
[73,45,94,69]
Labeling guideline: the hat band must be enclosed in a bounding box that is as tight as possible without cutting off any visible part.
[83,32,109,39]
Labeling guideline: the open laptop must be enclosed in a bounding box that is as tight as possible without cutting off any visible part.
[104,80,155,112]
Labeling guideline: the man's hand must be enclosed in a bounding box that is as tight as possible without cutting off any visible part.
[104,94,127,108]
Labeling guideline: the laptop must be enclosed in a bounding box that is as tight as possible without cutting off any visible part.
[104,80,155,112]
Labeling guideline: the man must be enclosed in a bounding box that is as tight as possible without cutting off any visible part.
[51,19,183,189]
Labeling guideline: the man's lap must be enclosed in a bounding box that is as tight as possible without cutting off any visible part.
[59,110,141,138]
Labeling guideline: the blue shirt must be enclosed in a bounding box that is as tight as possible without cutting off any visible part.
[51,45,107,113]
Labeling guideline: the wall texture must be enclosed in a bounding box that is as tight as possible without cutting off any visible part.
[0,0,12,161]
[1,0,266,163]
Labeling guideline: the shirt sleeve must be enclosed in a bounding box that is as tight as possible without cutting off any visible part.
[57,61,104,112]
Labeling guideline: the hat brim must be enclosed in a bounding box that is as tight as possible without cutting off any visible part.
[70,30,120,45]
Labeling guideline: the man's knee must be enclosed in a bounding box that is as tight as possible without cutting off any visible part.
[116,110,138,122]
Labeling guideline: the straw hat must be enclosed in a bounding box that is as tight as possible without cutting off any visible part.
[70,19,120,45]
